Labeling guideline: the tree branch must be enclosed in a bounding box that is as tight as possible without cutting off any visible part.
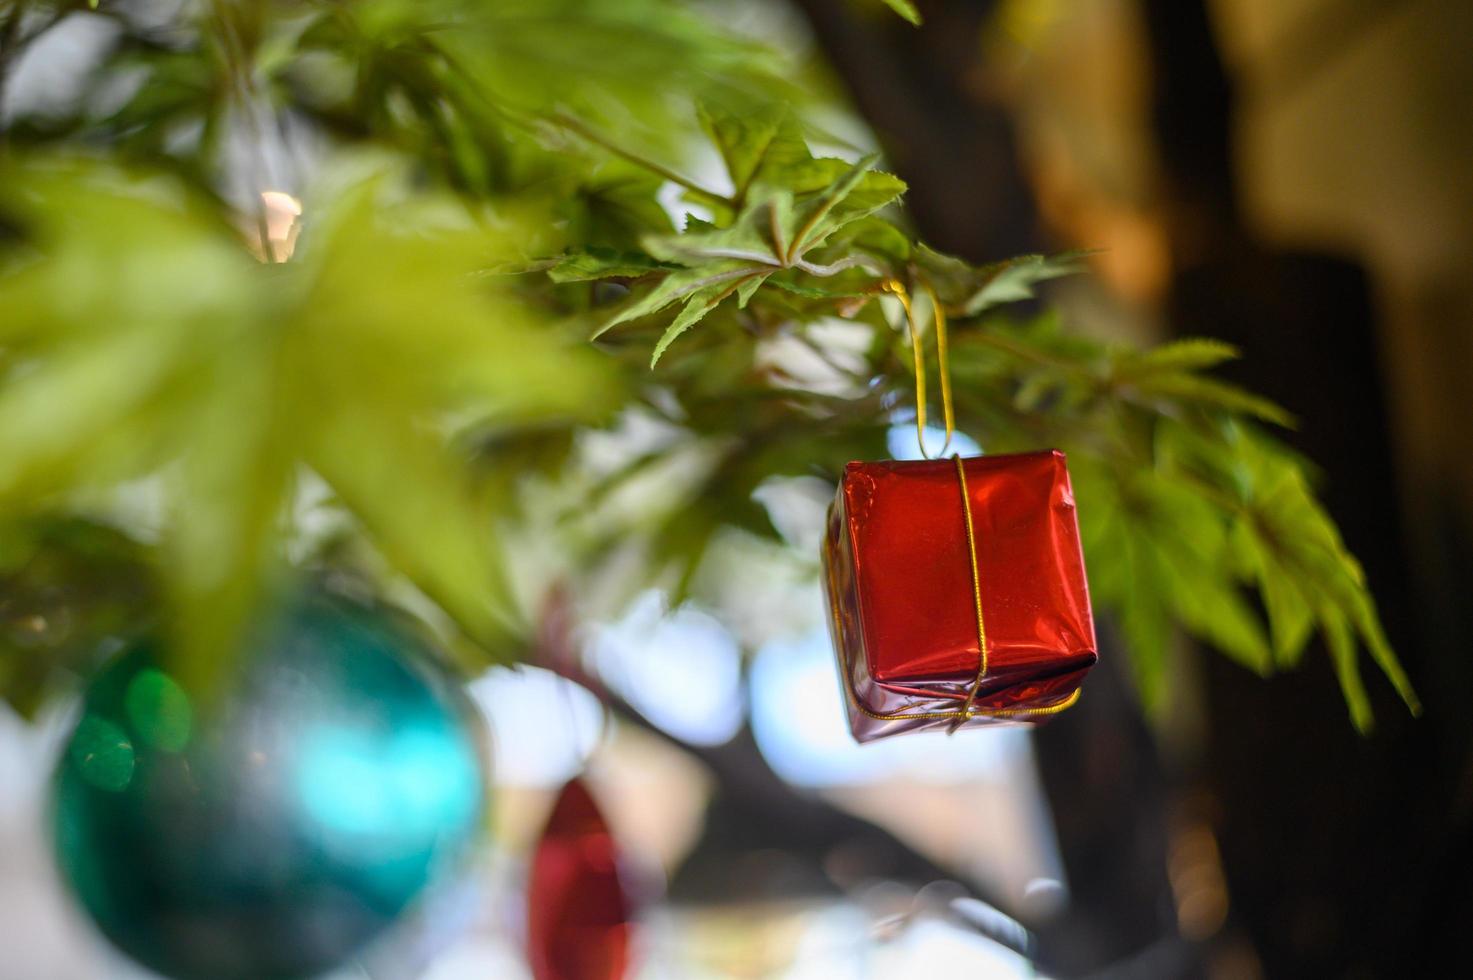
[532,587,1010,907]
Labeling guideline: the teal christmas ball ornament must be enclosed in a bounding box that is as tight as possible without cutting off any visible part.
[50,589,488,980]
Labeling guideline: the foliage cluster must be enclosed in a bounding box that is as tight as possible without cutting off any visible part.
[0,0,1416,727]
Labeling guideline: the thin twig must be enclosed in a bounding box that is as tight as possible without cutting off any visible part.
[425,39,736,209]
[547,110,735,206]
[0,3,67,147]
[209,0,278,262]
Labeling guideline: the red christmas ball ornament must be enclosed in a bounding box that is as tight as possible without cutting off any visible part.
[526,778,633,980]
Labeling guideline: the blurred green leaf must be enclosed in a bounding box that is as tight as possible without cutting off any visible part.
[549,247,673,283]
[963,252,1090,315]
[1247,532,1315,667]
[1159,420,1418,726]
[305,398,522,657]
[1130,372,1295,428]
[649,278,757,367]
[1322,607,1373,732]
[0,518,156,717]
[1120,337,1241,375]
[698,101,790,200]
[593,261,763,341]
[0,157,617,689]
[876,0,923,26]
[167,328,294,694]
[1075,458,1271,706]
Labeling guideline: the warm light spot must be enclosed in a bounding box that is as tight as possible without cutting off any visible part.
[261,190,302,216]
[259,190,303,262]
[1168,822,1230,940]
[996,0,1066,50]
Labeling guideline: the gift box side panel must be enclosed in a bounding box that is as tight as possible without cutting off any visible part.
[1041,450,1097,656]
[840,458,978,684]
[821,486,878,740]
[844,451,1097,687]
[826,481,967,740]
[963,450,1097,674]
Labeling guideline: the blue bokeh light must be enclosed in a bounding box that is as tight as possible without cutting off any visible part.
[749,628,1031,787]
[297,723,480,845]
[593,592,745,747]
[887,423,982,461]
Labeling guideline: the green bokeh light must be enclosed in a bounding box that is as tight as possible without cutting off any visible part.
[67,715,135,792]
[124,669,193,752]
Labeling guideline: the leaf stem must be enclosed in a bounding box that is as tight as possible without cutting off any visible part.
[547,111,734,207]
[788,154,876,259]
[209,0,279,262]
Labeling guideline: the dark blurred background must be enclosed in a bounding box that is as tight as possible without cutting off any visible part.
[792,0,1473,974]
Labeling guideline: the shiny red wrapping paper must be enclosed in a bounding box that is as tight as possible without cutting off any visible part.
[822,450,1097,742]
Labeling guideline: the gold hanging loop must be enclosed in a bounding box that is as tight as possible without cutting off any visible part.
[884,278,954,459]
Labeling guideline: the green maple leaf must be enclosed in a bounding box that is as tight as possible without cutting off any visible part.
[1075,459,1272,708]
[1110,340,1294,427]
[1154,419,1419,729]
[548,247,674,283]
[1228,431,1418,728]
[590,111,904,365]
[963,252,1091,314]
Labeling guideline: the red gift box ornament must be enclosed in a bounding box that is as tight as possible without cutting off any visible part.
[821,281,1097,742]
